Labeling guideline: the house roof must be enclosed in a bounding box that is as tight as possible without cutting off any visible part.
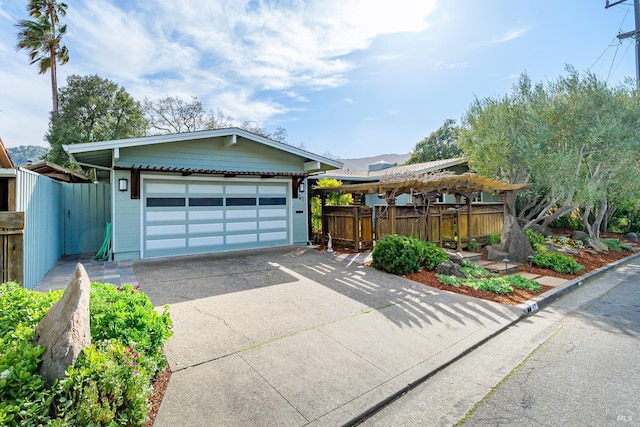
[65,128,342,171]
[314,157,467,182]
[22,161,92,183]
[316,173,529,196]
[0,137,15,169]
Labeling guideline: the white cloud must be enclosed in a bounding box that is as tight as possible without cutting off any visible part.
[433,61,469,71]
[344,98,354,104]
[488,26,531,45]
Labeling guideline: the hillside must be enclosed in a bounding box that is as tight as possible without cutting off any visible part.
[7,145,48,166]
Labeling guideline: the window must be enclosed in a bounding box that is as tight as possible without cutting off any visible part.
[226,197,256,206]
[259,197,286,206]
[146,197,186,207]
[189,197,223,207]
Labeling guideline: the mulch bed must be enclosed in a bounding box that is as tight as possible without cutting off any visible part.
[144,364,171,426]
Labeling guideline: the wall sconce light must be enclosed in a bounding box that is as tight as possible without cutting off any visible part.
[118,178,128,192]
[298,181,305,193]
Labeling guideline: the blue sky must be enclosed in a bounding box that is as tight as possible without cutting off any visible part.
[0,0,636,159]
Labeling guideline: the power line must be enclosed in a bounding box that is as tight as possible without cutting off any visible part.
[606,0,640,84]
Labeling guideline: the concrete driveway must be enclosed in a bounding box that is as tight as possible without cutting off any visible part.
[133,246,523,426]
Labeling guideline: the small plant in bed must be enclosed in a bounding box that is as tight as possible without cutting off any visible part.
[532,252,584,274]
[436,260,541,295]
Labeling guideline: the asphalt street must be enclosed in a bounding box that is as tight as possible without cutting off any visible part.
[360,259,640,427]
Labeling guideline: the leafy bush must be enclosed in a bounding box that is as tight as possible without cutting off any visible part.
[509,275,541,292]
[532,253,585,274]
[525,229,545,248]
[532,243,548,253]
[467,238,480,251]
[52,341,152,426]
[487,233,501,245]
[459,260,491,277]
[0,281,172,426]
[372,235,421,275]
[414,239,449,270]
[0,283,62,426]
[90,283,172,375]
[601,238,632,252]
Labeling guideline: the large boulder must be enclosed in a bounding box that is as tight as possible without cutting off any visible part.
[435,261,466,278]
[486,244,509,262]
[626,232,639,242]
[498,214,535,263]
[571,230,588,241]
[34,263,91,386]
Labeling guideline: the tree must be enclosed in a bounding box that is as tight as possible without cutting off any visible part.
[143,95,290,143]
[458,68,640,245]
[16,0,69,115]
[310,178,353,234]
[406,119,463,164]
[45,74,146,166]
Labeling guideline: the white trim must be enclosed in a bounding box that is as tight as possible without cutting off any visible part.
[304,161,321,171]
[114,147,120,160]
[224,134,236,147]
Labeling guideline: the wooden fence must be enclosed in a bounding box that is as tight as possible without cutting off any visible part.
[375,203,505,251]
[0,211,24,284]
[323,206,374,251]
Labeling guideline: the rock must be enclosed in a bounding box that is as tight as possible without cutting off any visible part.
[34,263,91,386]
[435,261,466,278]
[571,230,588,241]
[626,232,639,242]
[486,244,508,262]
[546,242,580,256]
[500,214,535,263]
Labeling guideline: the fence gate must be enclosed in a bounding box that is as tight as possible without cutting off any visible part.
[0,211,24,284]
[63,183,111,255]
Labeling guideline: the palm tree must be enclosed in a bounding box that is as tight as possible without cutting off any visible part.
[16,0,69,115]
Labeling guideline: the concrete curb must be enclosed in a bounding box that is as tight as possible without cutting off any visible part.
[343,251,640,426]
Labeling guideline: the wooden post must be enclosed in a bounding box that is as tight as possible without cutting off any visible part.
[353,206,360,251]
[320,194,327,244]
[353,193,362,205]
[387,195,396,235]
[467,196,472,249]
[0,211,24,285]
[456,209,462,251]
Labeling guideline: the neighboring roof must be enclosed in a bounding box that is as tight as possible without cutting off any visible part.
[316,157,468,182]
[338,153,410,170]
[64,128,342,171]
[22,161,92,183]
[316,173,529,196]
[0,137,15,169]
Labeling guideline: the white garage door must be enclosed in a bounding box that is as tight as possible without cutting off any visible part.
[142,179,290,258]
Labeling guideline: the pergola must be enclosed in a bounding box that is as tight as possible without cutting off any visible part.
[312,173,529,251]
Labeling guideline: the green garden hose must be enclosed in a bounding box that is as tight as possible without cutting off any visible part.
[94,222,112,261]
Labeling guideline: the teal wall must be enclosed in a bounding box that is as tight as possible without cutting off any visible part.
[115,137,305,172]
[16,169,64,290]
[110,139,318,260]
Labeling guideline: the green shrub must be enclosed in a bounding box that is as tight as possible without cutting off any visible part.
[414,239,449,270]
[90,283,172,375]
[525,229,545,248]
[372,235,421,275]
[467,239,480,251]
[509,275,541,292]
[0,283,62,426]
[459,260,491,277]
[0,281,172,427]
[465,277,513,294]
[532,253,585,274]
[601,238,632,252]
[487,233,501,245]
[533,243,548,253]
[52,341,152,426]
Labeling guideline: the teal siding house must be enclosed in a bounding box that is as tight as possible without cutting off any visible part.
[66,128,341,261]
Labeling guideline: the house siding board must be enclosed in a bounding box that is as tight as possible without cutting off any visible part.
[113,170,141,255]
[115,138,305,173]
[291,196,307,244]
[16,169,64,290]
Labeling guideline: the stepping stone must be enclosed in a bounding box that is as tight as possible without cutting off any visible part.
[472,260,493,266]
[485,263,520,275]
[534,276,568,287]
[446,250,482,262]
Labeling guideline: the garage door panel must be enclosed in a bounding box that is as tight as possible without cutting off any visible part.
[143,179,290,258]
